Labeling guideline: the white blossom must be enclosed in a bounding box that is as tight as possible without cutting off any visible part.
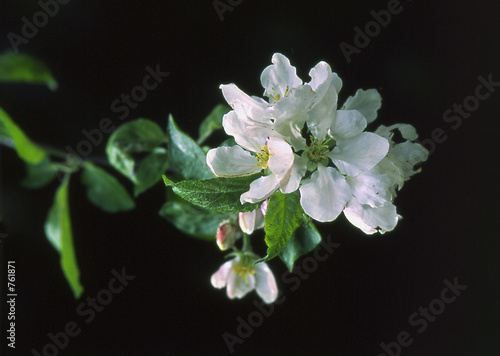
[211,254,278,303]
[210,53,426,233]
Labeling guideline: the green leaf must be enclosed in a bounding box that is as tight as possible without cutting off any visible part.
[21,156,56,189]
[166,174,262,213]
[280,221,322,272]
[0,106,46,164]
[197,104,230,145]
[81,161,135,213]
[44,175,83,298]
[167,115,214,180]
[257,191,303,264]
[133,147,170,196]
[0,50,58,90]
[159,198,229,240]
[106,118,168,194]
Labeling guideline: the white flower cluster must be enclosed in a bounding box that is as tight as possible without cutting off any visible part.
[207,53,428,234]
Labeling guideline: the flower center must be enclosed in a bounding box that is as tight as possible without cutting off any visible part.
[269,86,290,104]
[232,264,256,285]
[306,136,331,162]
[255,144,271,169]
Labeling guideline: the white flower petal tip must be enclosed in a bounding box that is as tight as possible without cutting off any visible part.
[261,53,303,101]
[206,146,262,177]
[343,88,382,123]
[344,198,399,234]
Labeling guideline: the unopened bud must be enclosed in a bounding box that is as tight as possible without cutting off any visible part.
[216,220,241,250]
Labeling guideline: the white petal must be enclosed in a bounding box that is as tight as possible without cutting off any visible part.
[307,83,338,141]
[306,63,343,141]
[330,110,367,140]
[222,110,266,152]
[271,84,315,116]
[220,84,271,122]
[261,53,302,100]
[328,133,389,177]
[343,198,376,234]
[374,157,404,191]
[239,211,256,234]
[346,170,394,208]
[241,174,279,204]
[269,85,314,149]
[254,262,278,303]
[299,166,352,222]
[267,137,294,178]
[308,61,342,95]
[272,111,308,150]
[239,208,264,234]
[211,260,233,289]
[374,123,418,141]
[227,270,256,299]
[207,146,262,177]
[389,141,429,179]
[343,89,382,123]
[280,155,308,194]
[344,197,399,234]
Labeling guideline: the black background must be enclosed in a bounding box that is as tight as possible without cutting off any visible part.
[1,0,499,355]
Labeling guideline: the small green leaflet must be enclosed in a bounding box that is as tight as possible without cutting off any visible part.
[0,50,58,90]
[167,114,214,180]
[257,191,303,264]
[0,106,47,164]
[133,147,170,196]
[163,174,262,213]
[279,221,322,272]
[81,161,135,213]
[44,175,84,298]
[106,118,169,195]
[21,156,56,189]
[159,199,229,240]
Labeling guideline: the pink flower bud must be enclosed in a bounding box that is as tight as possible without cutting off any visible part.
[216,220,241,250]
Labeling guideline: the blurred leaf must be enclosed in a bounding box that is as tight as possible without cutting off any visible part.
[106,118,168,194]
[197,104,230,145]
[0,119,9,138]
[21,156,56,189]
[44,175,83,298]
[81,161,135,213]
[133,147,170,196]
[0,50,57,90]
[167,114,213,180]
[220,137,237,147]
[159,197,229,240]
[280,221,322,272]
[257,191,303,264]
[164,174,262,213]
[0,106,46,164]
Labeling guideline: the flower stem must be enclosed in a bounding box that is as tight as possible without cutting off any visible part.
[242,233,251,252]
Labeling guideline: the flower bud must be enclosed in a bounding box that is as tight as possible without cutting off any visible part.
[216,220,241,250]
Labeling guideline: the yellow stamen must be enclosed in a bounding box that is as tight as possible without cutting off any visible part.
[255,144,271,169]
[232,264,256,285]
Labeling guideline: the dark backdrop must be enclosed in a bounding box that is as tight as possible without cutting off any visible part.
[1,1,499,355]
